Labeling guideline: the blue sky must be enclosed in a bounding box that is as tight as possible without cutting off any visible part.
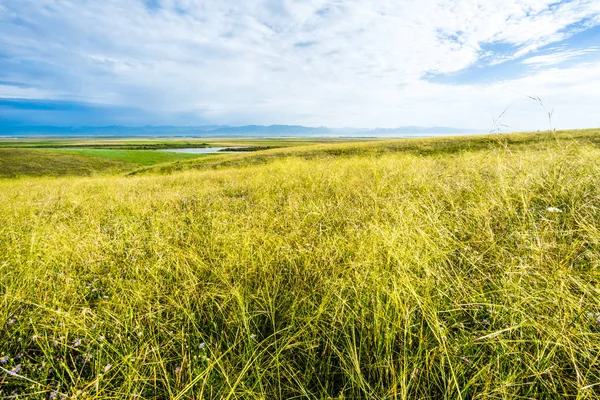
[1,0,600,130]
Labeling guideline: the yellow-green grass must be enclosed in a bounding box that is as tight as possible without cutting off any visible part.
[129,128,600,176]
[1,131,600,398]
[51,148,211,166]
[0,148,131,178]
[0,148,213,178]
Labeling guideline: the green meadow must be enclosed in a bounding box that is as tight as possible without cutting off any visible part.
[51,149,210,166]
[0,148,130,178]
[1,130,600,399]
[0,138,352,178]
[0,148,209,178]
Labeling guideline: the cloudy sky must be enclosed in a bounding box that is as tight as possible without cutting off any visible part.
[1,0,600,130]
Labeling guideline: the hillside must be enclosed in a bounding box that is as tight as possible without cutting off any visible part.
[1,130,600,398]
[132,129,600,175]
[0,148,130,178]
[0,148,212,178]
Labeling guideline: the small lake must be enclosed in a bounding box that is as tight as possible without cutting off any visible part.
[160,147,235,154]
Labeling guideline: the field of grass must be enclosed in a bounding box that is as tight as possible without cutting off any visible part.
[1,130,600,398]
[0,149,131,178]
[52,149,211,166]
[0,137,353,150]
[128,129,600,176]
[0,138,361,178]
[0,148,211,178]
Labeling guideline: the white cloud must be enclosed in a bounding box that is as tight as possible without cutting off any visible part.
[1,0,600,129]
[522,47,600,66]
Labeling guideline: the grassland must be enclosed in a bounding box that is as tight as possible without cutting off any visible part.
[0,137,354,150]
[51,149,211,166]
[0,148,213,178]
[0,138,355,178]
[1,130,600,399]
[0,148,131,178]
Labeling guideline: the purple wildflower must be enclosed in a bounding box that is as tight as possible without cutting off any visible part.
[73,338,82,347]
[198,342,206,350]
[82,354,92,364]
[50,392,57,399]
[7,318,16,326]
[0,355,8,363]
[7,364,21,376]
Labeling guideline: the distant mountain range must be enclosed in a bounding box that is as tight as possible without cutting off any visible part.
[0,124,483,138]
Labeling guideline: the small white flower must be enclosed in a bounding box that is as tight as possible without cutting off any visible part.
[547,207,562,213]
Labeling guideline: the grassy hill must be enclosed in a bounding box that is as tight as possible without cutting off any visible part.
[0,148,212,178]
[0,148,131,178]
[0,138,361,178]
[51,148,213,166]
[1,130,600,398]
[130,129,600,175]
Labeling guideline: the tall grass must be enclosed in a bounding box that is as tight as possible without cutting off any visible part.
[1,135,600,398]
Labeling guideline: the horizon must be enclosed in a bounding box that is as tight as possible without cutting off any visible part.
[0,123,485,139]
[2,1,600,130]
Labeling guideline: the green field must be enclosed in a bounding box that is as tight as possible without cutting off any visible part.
[52,149,212,166]
[0,137,358,150]
[0,148,131,178]
[0,148,211,178]
[0,138,361,178]
[1,130,600,398]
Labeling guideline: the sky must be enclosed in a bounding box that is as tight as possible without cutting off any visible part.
[1,0,600,131]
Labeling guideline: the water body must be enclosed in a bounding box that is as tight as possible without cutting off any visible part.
[160,147,234,154]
